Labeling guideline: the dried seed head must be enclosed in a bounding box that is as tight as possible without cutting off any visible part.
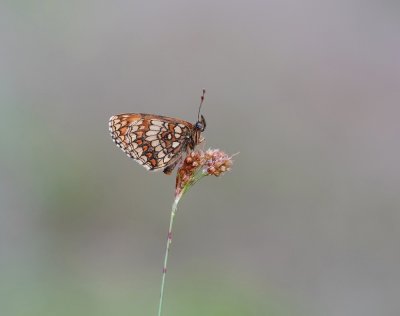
[203,149,233,176]
[175,148,234,197]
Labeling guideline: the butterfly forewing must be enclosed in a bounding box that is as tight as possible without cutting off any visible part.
[109,114,194,172]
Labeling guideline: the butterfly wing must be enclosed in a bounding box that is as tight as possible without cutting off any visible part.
[109,114,193,171]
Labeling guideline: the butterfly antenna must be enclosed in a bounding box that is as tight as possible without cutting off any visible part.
[197,89,206,121]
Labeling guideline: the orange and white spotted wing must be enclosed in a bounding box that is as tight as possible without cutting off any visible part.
[109,114,194,172]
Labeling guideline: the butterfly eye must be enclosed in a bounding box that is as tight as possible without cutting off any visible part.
[195,122,203,130]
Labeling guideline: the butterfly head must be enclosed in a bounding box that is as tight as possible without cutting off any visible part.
[192,114,206,147]
[195,114,206,132]
[195,89,206,132]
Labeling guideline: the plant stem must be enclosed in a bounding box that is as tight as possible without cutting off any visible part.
[157,171,205,316]
[157,194,181,316]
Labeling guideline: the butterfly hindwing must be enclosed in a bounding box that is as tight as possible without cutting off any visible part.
[109,114,193,171]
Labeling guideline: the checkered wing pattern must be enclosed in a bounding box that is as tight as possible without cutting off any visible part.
[109,114,194,172]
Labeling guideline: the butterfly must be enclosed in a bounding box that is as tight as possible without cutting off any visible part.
[108,91,207,174]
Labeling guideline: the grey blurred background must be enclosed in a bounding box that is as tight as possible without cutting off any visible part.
[1,1,400,315]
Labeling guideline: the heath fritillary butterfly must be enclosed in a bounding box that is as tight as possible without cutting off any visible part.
[109,90,206,174]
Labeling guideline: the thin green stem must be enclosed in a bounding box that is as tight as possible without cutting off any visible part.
[157,195,181,316]
[157,171,206,316]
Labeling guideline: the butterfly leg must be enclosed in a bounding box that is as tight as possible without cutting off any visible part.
[163,157,182,175]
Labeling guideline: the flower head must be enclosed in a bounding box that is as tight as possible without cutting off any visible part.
[175,149,234,197]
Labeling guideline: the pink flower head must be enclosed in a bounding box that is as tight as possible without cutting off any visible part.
[175,149,234,197]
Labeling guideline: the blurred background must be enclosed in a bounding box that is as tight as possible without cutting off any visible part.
[1,1,400,315]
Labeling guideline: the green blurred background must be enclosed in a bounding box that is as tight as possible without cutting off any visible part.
[1,1,400,315]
